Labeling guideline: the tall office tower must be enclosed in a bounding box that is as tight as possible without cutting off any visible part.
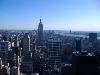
[47,38,62,66]
[21,33,33,74]
[89,33,97,43]
[82,37,89,51]
[63,43,73,62]
[89,33,97,51]
[0,41,11,63]
[22,33,30,55]
[37,19,43,46]
[75,38,82,51]
[14,36,19,47]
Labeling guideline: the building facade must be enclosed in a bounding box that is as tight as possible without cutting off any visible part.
[0,41,11,63]
[89,33,97,51]
[75,38,82,51]
[22,33,30,55]
[47,38,62,66]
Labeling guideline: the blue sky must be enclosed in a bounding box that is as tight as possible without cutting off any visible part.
[0,0,100,31]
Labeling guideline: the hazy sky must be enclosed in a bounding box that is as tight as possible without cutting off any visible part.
[0,0,100,31]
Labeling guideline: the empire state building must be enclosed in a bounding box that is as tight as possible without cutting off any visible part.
[37,19,43,46]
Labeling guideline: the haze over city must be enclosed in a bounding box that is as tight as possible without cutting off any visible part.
[0,0,100,31]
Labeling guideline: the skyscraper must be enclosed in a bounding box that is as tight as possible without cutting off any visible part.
[75,38,82,51]
[89,33,97,51]
[22,33,30,55]
[47,38,62,66]
[89,33,97,43]
[37,19,43,46]
[21,33,33,74]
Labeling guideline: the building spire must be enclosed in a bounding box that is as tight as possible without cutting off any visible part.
[40,19,42,23]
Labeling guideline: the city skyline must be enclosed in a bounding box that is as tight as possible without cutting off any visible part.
[0,0,100,31]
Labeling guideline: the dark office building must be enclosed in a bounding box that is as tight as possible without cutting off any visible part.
[89,33,97,51]
[75,38,82,51]
[23,33,30,51]
[72,54,97,75]
[89,33,97,43]
[37,19,44,46]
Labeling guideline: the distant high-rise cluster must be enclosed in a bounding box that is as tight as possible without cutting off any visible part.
[0,20,100,75]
